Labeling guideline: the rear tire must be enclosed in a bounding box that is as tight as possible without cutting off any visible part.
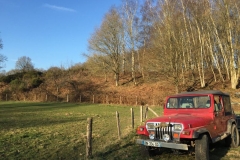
[195,134,209,160]
[225,124,239,148]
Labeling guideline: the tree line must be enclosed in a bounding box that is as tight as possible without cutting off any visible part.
[1,0,240,97]
[0,63,90,101]
[87,0,240,92]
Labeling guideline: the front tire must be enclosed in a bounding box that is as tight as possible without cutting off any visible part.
[225,124,239,148]
[195,134,209,160]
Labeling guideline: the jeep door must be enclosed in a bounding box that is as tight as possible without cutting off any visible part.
[221,95,233,131]
[213,95,226,134]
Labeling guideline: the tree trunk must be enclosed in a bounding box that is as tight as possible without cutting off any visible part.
[115,73,119,86]
[141,43,146,80]
[175,84,179,94]
[210,14,230,80]
[195,19,205,88]
[231,74,238,89]
[210,65,217,82]
[104,72,107,82]
[132,51,136,85]
[122,52,126,75]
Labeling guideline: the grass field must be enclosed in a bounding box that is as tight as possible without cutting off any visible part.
[0,102,240,160]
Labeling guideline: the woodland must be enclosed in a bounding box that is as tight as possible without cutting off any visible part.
[1,0,240,104]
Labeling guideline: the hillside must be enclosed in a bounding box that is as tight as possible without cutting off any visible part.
[0,69,240,109]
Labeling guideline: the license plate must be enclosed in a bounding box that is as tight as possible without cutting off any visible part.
[144,140,161,147]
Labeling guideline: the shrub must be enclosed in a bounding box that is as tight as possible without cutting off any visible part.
[31,78,43,88]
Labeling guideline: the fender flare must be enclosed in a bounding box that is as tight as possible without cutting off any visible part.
[227,118,237,133]
[192,128,209,139]
[192,119,236,139]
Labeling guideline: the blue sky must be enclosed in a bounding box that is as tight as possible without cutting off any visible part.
[0,0,122,72]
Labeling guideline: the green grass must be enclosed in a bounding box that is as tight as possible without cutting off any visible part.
[0,102,240,160]
[0,102,160,160]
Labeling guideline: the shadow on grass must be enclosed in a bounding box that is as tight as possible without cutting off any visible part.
[209,140,231,160]
[93,131,140,160]
[91,132,193,160]
[0,116,87,130]
[92,132,235,160]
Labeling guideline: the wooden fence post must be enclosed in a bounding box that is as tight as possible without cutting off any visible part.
[45,94,48,102]
[106,95,109,104]
[80,95,82,103]
[136,96,138,106]
[131,108,134,129]
[116,111,121,139]
[67,94,69,102]
[86,118,93,159]
[144,105,148,120]
[140,105,143,122]
[93,95,95,103]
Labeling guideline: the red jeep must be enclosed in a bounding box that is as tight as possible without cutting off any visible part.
[136,90,240,160]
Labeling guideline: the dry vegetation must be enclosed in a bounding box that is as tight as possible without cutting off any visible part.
[1,67,240,106]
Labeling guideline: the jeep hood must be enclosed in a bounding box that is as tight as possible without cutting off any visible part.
[147,114,212,128]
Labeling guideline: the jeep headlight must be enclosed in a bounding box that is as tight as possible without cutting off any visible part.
[146,123,154,130]
[174,124,182,131]
[149,132,155,139]
[163,134,170,142]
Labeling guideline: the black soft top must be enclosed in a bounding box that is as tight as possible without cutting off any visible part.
[170,90,229,97]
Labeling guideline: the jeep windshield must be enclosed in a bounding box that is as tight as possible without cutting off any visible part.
[166,96,210,109]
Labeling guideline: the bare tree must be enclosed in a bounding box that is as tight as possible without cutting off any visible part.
[85,55,110,82]
[84,0,240,90]
[122,0,140,85]
[45,67,64,101]
[88,7,124,86]
[139,0,159,80]
[144,0,186,93]
[0,38,7,70]
[15,56,34,72]
[209,0,240,89]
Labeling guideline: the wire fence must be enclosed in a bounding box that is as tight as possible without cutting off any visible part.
[1,92,166,106]
[1,92,240,110]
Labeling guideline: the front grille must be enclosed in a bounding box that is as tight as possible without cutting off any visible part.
[155,123,173,140]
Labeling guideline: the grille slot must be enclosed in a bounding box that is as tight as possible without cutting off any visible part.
[155,123,173,140]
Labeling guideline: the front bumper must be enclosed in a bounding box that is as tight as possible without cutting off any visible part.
[136,139,188,150]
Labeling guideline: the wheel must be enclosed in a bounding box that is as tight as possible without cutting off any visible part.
[195,134,209,160]
[225,124,239,148]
